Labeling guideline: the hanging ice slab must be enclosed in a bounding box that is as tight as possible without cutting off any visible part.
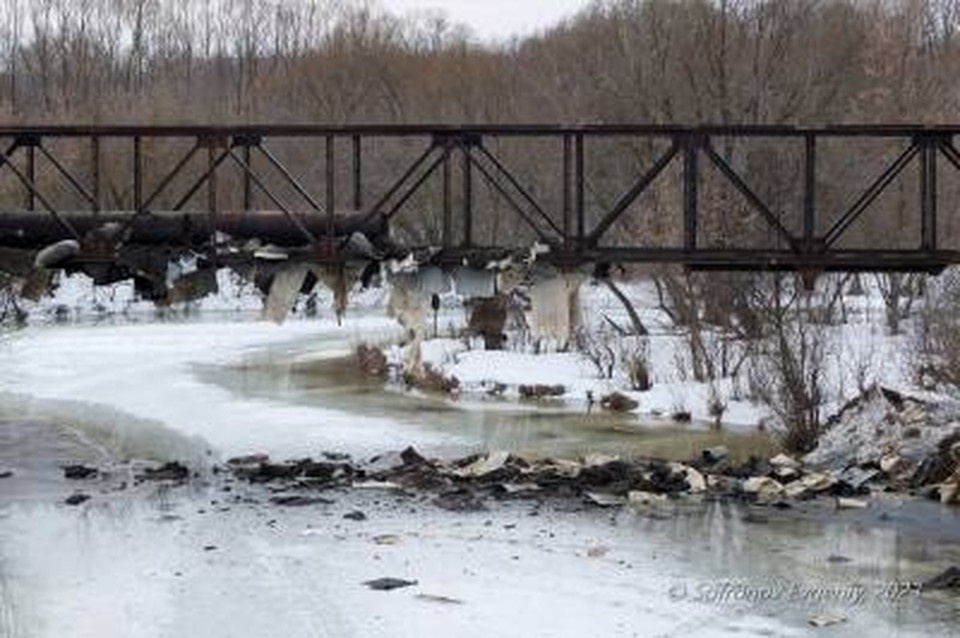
[452,267,496,298]
[264,265,310,324]
[526,266,584,347]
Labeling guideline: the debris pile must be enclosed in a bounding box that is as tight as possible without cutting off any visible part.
[805,385,960,504]
[215,441,960,512]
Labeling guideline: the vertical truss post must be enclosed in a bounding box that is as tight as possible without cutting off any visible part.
[442,137,452,247]
[326,134,335,238]
[24,142,35,211]
[575,133,585,248]
[920,134,938,251]
[133,136,142,211]
[563,134,572,247]
[197,133,227,236]
[462,136,474,248]
[352,134,362,211]
[242,143,252,212]
[804,133,816,251]
[91,136,101,214]
[207,144,218,215]
[682,133,700,251]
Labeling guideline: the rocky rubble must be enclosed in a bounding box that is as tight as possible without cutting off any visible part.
[213,438,957,513]
[52,383,960,514]
[51,384,960,512]
[804,385,960,504]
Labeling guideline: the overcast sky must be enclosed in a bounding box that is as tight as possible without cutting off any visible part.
[380,0,592,41]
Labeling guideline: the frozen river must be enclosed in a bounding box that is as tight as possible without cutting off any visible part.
[0,316,957,637]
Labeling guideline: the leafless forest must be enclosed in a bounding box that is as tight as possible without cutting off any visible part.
[3,0,960,449]
[0,0,956,125]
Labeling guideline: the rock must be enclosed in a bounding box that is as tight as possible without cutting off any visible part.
[939,481,959,505]
[670,463,706,493]
[923,566,960,591]
[299,460,349,481]
[586,545,610,558]
[0,469,13,479]
[808,613,846,628]
[584,492,626,507]
[343,510,367,521]
[600,392,638,412]
[237,461,298,482]
[578,460,629,486]
[65,493,90,506]
[774,466,800,481]
[770,453,801,470]
[742,477,786,500]
[701,446,729,465]
[269,495,335,507]
[731,456,773,479]
[835,497,868,510]
[784,481,811,499]
[910,432,960,488]
[364,451,408,473]
[372,534,402,546]
[353,480,404,491]
[356,344,389,377]
[403,364,459,394]
[671,410,692,423]
[138,462,190,482]
[62,464,99,480]
[497,482,541,495]
[627,491,668,506]
[827,554,852,563]
[364,577,417,591]
[518,384,566,399]
[415,593,464,605]
[834,467,879,494]
[801,472,837,493]
[228,453,270,466]
[400,446,427,466]
[433,489,486,512]
[879,453,904,474]
[583,453,620,467]
[454,451,510,478]
[706,474,740,494]
[542,459,582,479]
[901,402,927,426]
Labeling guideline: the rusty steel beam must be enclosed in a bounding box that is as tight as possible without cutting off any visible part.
[0,123,957,138]
[0,210,387,249]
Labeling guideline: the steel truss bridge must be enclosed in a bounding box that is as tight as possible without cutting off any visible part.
[0,124,958,290]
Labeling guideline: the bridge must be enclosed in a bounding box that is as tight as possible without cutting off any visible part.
[0,124,958,295]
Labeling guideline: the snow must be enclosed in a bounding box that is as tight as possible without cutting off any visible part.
[450,350,599,393]
[0,317,436,461]
[0,286,954,638]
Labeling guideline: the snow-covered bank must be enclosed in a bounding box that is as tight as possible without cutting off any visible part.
[0,317,436,460]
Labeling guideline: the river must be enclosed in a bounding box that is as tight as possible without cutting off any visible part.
[0,316,957,637]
